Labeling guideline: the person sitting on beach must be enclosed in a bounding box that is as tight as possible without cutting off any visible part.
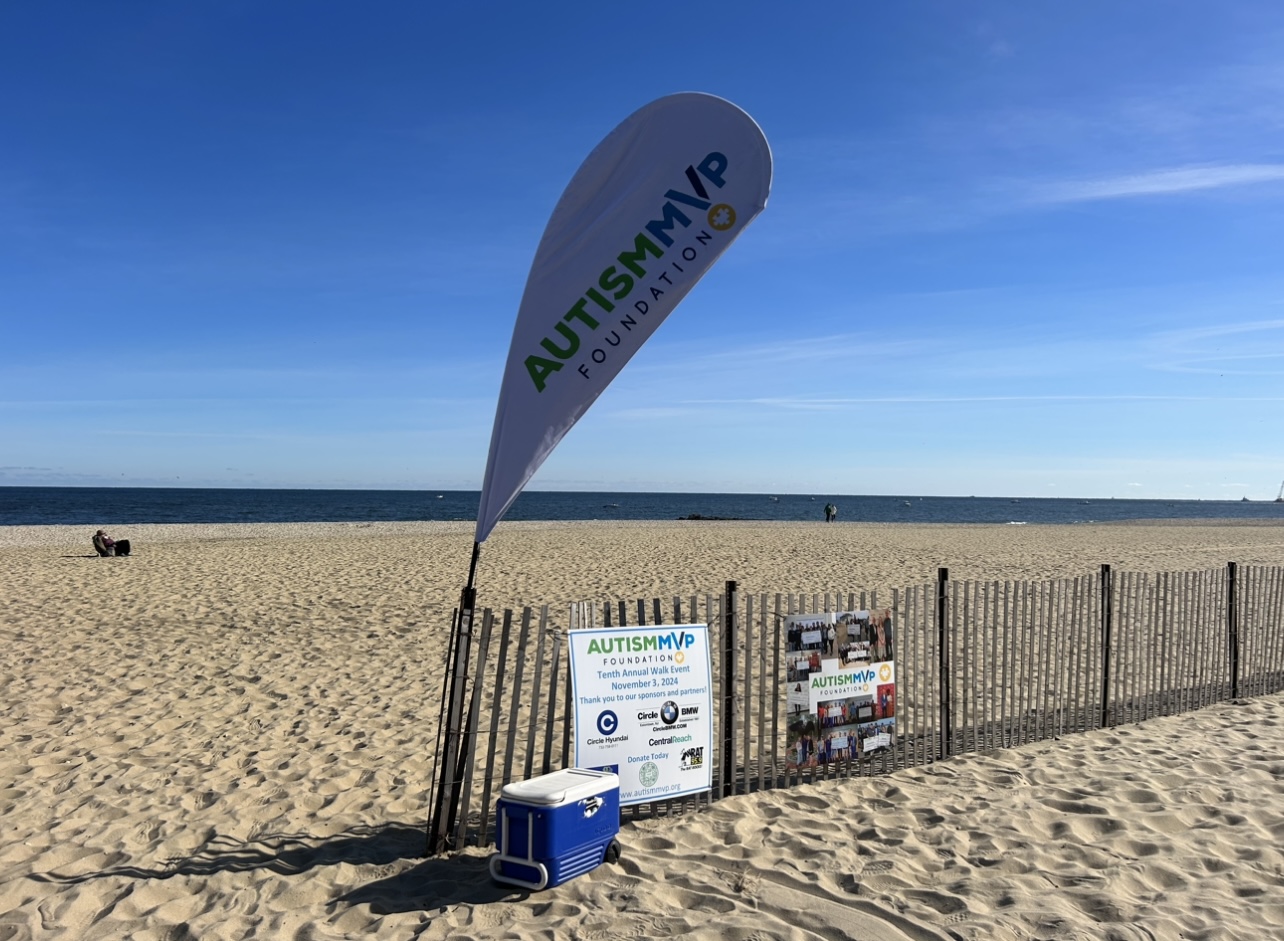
[92,530,131,557]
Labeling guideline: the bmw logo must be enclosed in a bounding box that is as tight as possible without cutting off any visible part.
[596,709,619,736]
[660,700,679,725]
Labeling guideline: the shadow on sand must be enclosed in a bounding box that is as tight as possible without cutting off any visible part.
[30,822,518,910]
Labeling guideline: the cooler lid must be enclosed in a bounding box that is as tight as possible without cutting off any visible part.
[499,767,619,805]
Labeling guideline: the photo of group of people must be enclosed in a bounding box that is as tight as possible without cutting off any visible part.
[835,608,895,664]
[783,609,897,771]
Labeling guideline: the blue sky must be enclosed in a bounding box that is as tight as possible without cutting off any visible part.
[3,2,1283,500]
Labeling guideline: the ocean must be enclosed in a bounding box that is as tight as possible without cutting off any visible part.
[2,486,1282,527]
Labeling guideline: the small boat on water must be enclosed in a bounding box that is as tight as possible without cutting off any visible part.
[1276,479,1284,503]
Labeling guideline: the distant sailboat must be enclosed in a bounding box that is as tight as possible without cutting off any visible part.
[1276,479,1284,504]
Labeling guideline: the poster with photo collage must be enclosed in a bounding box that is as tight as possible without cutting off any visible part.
[783,609,896,771]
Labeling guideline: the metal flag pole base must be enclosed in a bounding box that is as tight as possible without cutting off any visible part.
[426,542,481,855]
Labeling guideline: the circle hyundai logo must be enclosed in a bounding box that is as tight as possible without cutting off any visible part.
[596,710,619,736]
[660,700,679,725]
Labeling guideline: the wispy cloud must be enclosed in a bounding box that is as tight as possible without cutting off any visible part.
[1033,164,1284,204]
[763,49,1284,245]
[690,394,1284,409]
[686,333,924,368]
[1154,318,1284,343]
[93,429,286,439]
[1150,318,1284,375]
[605,393,1284,421]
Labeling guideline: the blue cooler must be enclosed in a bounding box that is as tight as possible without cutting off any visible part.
[489,767,621,890]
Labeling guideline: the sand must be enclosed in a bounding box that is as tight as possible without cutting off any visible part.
[2,520,1283,940]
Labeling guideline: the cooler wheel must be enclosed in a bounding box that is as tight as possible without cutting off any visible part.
[604,839,622,865]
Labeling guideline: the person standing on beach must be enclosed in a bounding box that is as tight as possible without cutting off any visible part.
[823,502,835,523]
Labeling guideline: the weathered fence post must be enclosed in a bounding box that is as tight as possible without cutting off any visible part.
[937,568,951,760]
[427,587,476,855]
[1228,561,1240,699]
[722,580,738,798]
[454,609,496,848]
[561,645,573,769]
[541,632,563,775]
[1100,564,1113,728]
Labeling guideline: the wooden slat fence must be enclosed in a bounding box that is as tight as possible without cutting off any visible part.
[428,563,1284,851]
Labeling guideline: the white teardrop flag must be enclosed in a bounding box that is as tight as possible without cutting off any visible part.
[475,92,772,542]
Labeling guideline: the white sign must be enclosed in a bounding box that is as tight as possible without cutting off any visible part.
[474,93,772,543]
[807,660,896,712]
[786,681,810,714]
[863,731,892,752]
[569,624,713,805]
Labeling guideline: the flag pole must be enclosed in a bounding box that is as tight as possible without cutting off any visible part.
[466,539,481,592]
[424,92,771,854]
[426,540,482,854]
